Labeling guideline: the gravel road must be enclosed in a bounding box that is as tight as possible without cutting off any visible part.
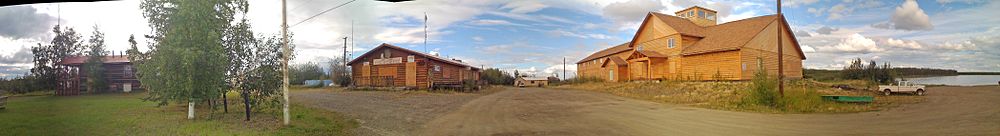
[294,86,1000,136]
[420,86,1000,136]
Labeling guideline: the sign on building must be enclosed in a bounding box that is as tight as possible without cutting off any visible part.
[373,57,403,65]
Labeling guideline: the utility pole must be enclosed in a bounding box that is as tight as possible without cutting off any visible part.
[777,0,784,97]
[281,0,290,125]
[424,12,428,53]
[343,37,348,66]
[563,57,566,80]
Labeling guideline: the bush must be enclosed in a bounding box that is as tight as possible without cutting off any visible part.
[841,58,896,84]
[481,68,514,85]
[744,65,781,108]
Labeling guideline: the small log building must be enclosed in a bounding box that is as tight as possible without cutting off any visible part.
[55,55,141,96]
[348,43,481,89]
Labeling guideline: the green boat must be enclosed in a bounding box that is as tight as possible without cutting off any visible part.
[821,95,874,103]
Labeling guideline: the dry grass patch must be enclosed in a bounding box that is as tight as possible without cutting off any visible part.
[552,80,925,113]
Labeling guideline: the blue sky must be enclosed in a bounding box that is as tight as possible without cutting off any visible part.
[1,0,999,78]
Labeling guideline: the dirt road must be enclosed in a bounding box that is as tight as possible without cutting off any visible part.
[420,86,1000,136]
[292,89,487,136]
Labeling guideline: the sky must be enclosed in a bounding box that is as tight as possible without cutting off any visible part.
[1,0,999,78]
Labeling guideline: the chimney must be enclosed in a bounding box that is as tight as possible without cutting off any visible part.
[674,6,718,27]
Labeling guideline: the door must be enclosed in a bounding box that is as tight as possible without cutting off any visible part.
[609,69,615,81]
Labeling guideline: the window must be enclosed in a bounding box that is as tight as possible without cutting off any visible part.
[124,66,133,77]
[668,38,675,48]
[407,55,415,62]
[707,13,716,21]
[688,11,693,17]
[637,46,643,51]
[742,63,747,71]
[698,10,705,18]
[381,50,391,58]
[433,65,441,72]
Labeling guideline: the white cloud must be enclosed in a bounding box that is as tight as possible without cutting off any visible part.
[601,0,666,31]
[501,0,548,14]
[472,36,484,42]
[819,33,881,53]
[782,0,820,7]
[468,19,526,26]
[939,41,976,51]
[936,0,988,4]
[827,4,848,20]
[543,64,576,78]
[888,0,933,30]
[547,29,613,40]
[801,45,816,53]
[883,38,924,49]
[807,7,825,17]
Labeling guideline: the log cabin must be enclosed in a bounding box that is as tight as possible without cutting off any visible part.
[577,6,805,81]
[55,54,141,96]
[347,43,481,89]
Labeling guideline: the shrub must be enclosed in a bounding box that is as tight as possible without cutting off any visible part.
[481,68,514,85]
[744,59,782,108]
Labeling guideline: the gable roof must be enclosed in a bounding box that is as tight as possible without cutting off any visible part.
[627,12,806,60]
[347,43,479,70]
[634,50,669,58]
[600,57,627,67]
[58,56,131,65]
[575,42,631,64]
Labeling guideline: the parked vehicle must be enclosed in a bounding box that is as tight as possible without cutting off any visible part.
[878,81,926,96]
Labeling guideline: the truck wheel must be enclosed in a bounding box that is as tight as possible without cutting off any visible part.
[916,89,925,96]
[883,89,892,96]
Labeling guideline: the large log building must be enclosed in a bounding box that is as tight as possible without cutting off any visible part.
[577,6,805,81]
[348,43,481,89]
[56,55,141,95]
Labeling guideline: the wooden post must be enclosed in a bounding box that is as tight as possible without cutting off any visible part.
[777,0,784,97]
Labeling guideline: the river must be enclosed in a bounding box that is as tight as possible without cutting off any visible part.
[903,75,1000,86]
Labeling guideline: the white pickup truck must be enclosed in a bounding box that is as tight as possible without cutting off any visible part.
[878,81,926,96]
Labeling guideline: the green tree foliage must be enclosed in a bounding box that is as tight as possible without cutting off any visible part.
[745,59,780,107]
[480,68,514,85]
[137,0,234,107]
[30,25,85,91]
[840,58,896,84]
[290,62,326,85]
[0,74,43,94]
[83,26,108,93]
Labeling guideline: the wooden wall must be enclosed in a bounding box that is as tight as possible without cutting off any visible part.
[678,51,742,80]
[576,51,631,81]
[739,19,804,80]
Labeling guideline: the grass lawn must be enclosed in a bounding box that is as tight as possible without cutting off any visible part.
[0,92,356,135]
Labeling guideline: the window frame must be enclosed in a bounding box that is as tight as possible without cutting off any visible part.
[668,38,675,48]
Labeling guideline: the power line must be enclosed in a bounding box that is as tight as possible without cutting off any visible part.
[290,0,357,28]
